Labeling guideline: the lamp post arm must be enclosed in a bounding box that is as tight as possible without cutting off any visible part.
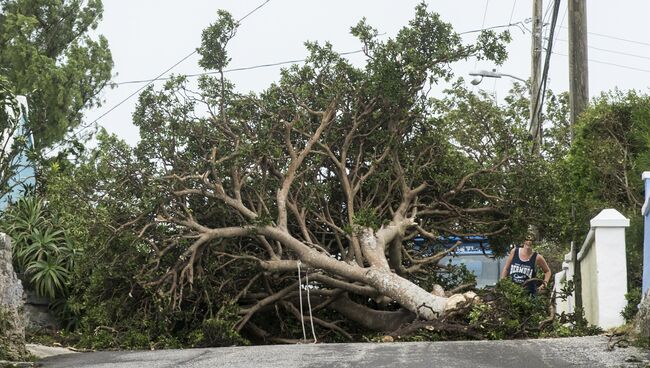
[499,73,527,83]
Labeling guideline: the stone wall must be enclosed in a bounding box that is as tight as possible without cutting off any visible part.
[635,290,650,339]
[0,233,27,360]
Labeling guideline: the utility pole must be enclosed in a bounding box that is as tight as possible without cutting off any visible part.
[529,0,543,154]
[568,0,589,134]
[568,0,589,311]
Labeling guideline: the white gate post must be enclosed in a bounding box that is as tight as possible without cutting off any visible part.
[579,209,629,329]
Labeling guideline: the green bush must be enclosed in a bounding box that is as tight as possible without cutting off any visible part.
[200,318,249,347]
[469,279,600,339]
[469,279,547,339]
[622,287,641,323]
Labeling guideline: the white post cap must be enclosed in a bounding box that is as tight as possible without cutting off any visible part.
[590,208,630,228]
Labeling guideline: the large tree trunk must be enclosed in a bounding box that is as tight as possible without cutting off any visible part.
[264,223,449,320]
[364,268,447,320]
[358,225,448,320]
[330,294,415,331]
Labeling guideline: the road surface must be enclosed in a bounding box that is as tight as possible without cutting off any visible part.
[40,335,649,368]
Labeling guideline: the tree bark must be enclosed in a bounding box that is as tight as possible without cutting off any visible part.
[330,294,416,332]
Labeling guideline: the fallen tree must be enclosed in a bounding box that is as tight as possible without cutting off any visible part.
[127,5,517,338]
[42,5,545,344]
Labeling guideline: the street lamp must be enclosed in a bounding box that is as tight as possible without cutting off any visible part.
[469,69,541,153]
[469,69,527,85]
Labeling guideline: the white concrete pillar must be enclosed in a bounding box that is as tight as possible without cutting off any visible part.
[586,209,629,329]
[564,244,575,314]
[554,267,569,315]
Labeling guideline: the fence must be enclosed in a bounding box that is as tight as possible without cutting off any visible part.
[553,209,629,329]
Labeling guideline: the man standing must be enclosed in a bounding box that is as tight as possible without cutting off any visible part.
[500,231,552,295]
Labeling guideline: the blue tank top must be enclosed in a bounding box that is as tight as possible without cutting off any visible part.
[508,247,538,294]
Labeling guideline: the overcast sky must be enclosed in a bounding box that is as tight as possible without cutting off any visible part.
[84,1,650,146]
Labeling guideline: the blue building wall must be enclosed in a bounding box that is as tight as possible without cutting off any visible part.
[642,173,650,297]
[0,96,35,210]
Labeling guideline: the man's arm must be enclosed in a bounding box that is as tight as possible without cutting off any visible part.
[500,249,515,280]
[536,254,552,289]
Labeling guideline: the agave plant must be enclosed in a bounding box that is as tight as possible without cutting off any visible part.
[26,259,69,299]
[2,195,77,299]
[17,227,65,264]
[3,195,47,270]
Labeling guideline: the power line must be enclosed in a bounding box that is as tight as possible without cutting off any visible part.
[458,19,527,36]
[508,0,517,25]
[559,25,650,47]
[51,13,528,155]
[474,0,490,69]
[552,51,650,74]
[480,0,490,29]
[542,0,554,25]
[553,37,650,61]
[530,0,561,147]
[115,50,364,86]
[46,0,272,156]
[529,12,650,75]
[238,0,270,23]
[113,20,529,86]
[553,2,568,47]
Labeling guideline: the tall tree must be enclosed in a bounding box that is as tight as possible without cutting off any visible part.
[0,0,113,148]
[560,90,650,288]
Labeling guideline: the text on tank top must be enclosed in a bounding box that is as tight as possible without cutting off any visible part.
[509,247,537,288]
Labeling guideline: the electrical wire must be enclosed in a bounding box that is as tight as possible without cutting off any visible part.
[474,0,490,69]
[49,10,545,154]
[560,26,650,47]
[111,19,529,87]
[490,0,518,99]
[553,38,650,61]
[552,51,650,74]
[480,0,490,29]
[46,0,273,156]
[508,0,517,25]
[524,10,650,75]
[238,0,270,23]
[115,50,364,86]
[530,0,561,149]
[553,2,568,48]
[458,20,527,36]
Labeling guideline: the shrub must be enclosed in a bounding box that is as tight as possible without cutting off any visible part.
[469,279,600,339]
[622,287,641,323]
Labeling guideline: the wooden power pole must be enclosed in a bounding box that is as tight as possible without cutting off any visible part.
[568,0,589,311]
[529,0,543,153]
[568,0,589,130]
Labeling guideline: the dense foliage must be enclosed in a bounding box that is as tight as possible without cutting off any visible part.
[0,0,113,148]
[559,91,650,288]
[5,2,647,351]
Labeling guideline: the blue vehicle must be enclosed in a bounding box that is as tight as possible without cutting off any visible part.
[411,235,505,288]
[411,235,494,256]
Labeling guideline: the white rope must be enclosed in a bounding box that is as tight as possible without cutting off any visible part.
[297,261,307,341]
[305,269,317,343]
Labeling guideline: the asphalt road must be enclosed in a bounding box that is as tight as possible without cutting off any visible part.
[40,336,649,368]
